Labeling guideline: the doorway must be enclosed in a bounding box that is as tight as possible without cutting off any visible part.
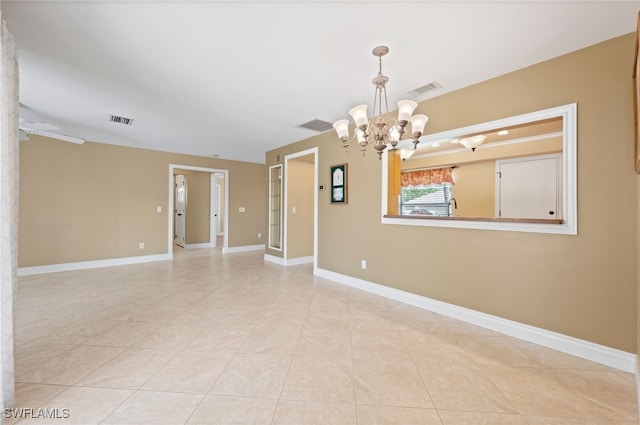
[174,174,186,247]
[282,148,318,268]
[168,165,229,256]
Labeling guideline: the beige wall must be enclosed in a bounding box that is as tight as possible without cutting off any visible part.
[268,33,638,353]
[286,155,314,259]
[451,161,495,217]
[174,169,210,245]
[19,139,266,266]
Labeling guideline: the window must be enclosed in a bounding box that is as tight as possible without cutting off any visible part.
[400,167,454,216]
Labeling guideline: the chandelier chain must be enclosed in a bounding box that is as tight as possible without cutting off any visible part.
[373,55,389,117]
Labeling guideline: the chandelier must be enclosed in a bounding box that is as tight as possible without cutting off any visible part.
[332,45,429,160]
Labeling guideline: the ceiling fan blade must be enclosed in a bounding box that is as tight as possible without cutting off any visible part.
[18,129,30,141]
[33,130,85,144]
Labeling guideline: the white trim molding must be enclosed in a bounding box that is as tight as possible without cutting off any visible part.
[18,254,172,277]
[636,361,640,419]
[168,164,230,256]
[264,254,313,267]
[382,103,577,236]
[182,242,215,250]
[315,267,636,373]
[222,244,264,254]
[283,147,319,270]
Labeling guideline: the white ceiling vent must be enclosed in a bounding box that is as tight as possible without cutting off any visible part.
[109,115,134,125]
[407,81,443,97]
[299,119,333,132]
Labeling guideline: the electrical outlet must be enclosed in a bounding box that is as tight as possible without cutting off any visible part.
[139,242,145,249]
[258,232,262,238]
[361,260,367,269]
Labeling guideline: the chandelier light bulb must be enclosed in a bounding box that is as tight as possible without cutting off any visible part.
[389,125,401,143]
[397,100,418,122]
[332,119,350,140]
[410,114,429,135]
[349,104,369,128]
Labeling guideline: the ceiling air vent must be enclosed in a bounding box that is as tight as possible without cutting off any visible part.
[109,115,134,125]
[299,119,333,132]
[407,81,442,97]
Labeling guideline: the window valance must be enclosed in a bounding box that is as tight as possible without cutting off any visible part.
[401,167,454,187]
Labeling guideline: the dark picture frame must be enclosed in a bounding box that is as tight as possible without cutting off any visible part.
[633,12,640,173]
[330,163,348,204]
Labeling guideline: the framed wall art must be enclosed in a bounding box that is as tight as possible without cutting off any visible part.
[330,163,348,204]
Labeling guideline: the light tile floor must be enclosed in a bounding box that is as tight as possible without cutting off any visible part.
[9,248,639,424]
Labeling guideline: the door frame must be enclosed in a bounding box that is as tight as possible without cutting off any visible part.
[283,147,318,270]
[174,174,187,247]
[168,164,229,257]
[210,173,224,248]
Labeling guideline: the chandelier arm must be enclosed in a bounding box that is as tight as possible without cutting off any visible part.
[383,84,389,115]
[373,88,379,119]
[339,130,362,154]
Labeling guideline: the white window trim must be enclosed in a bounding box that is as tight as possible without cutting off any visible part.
[381,103,577,235]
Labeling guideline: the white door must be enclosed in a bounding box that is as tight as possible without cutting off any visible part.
[175,174,186,247]
[210,174,219,248]
[497,154,560,219]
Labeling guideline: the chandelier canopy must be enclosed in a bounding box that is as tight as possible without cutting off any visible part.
[333,45,429,160]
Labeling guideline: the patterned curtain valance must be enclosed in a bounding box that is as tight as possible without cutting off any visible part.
[401,167,453,187]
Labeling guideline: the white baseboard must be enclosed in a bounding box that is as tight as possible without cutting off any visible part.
[183,242,214,250]
[264,254,285,265]
[17,253,172,276]
[222,244,264,254]
[315,267,637,373]
[264,254,314,267]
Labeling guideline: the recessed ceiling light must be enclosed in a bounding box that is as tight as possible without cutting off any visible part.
[497,130,509,136]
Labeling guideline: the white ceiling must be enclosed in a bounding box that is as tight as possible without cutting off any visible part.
[3,1,638,164]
